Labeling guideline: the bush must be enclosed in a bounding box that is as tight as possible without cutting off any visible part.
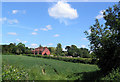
[2,64,28,80]
[102,68,120,80]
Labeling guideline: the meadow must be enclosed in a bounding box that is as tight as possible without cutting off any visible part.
[2,55,100,80]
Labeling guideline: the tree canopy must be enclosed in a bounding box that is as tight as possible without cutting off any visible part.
[56,43,62,56]
[85,2,120,72]
[65,45,90,58]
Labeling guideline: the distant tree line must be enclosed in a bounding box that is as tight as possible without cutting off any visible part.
[48,43,91,58]
[2,43,32,55]
[2,42,91,58]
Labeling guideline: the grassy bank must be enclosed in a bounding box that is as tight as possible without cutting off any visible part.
[2,55,99,80]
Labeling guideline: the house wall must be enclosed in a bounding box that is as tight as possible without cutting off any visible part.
[32,47,50,56]
[42,48,50,56]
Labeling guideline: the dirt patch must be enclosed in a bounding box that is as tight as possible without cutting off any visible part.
[42,69,45,75]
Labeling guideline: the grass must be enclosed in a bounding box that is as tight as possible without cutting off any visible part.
[2,55,100,80]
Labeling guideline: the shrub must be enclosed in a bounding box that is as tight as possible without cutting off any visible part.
[18,54,97,64]
[40,55,94,64]
[102,68,120,80]
[2,64,28,80]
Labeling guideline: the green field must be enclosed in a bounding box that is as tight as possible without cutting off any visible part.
[2,55,100,80]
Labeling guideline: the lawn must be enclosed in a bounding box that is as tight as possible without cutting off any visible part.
[2,55,100,80]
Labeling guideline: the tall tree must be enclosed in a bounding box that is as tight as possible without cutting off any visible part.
[48,47,56,55]
[17,43,25,54]
[9,43,16,54]
[68,45,78,57]
[65,46,70,56]
[56,43,62,56]
[85,2,120,72]
[65,46,70,51]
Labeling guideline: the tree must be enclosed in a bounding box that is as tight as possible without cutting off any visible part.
[25,47,31,54]
[56,43,62,56]
[68,45,78,57]
[17,43,25,54]
[16,48,21,55]
[65,46,71,56]
[2,42,33,55]
[81,48,90,58]
[2,45,9,54]
[48,47,56,55]
[39,44,42,47]
[9,43,17,54]
[65,46,70,51]
[85,2,120,72]
[12,46,17,54]
[65,45,90,57]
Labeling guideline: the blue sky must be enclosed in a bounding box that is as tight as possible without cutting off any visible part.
[1,1,117,50]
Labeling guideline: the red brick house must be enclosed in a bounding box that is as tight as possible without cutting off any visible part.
[32,47,50,56]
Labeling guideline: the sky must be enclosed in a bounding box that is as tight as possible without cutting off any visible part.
[1,1,117,50]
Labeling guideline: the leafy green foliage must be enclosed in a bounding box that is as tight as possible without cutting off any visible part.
[2,43,32,55]
[102,68,120,80]
[65,45,90,58]
[2,64,28,80]
[48,47,56,55]
[85,2,120,72]
[56,43,62,56]
[34,54,95,64]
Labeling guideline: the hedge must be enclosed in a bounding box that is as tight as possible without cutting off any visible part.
[25,54,97,64]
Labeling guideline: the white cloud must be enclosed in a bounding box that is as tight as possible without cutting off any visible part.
[48,43,53,46]
[34,29,38,31]
[46,25,52,30]
[82,38,88,41]
[0,17,19,24]
[16,39,28,43]
[0,17,7,22]
[12,10,19,14]
[48,1,78,19]
[32,32,37,35]
[16,39,21,42]
[96,10,105,19]
[54,34,60,37]
[12,10,26,14]
[31,43,38,48]
[81,45,86,48]
[23,41,28,43]
[40,25,52,31]
[8,32,17,35]
[8,25,33,30]
[8,19,19,24]
[40,28,48,31]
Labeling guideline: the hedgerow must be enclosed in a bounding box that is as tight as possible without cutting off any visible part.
[25,54,97,64]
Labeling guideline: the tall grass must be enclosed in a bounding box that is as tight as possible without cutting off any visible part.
[2,55,99,80]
